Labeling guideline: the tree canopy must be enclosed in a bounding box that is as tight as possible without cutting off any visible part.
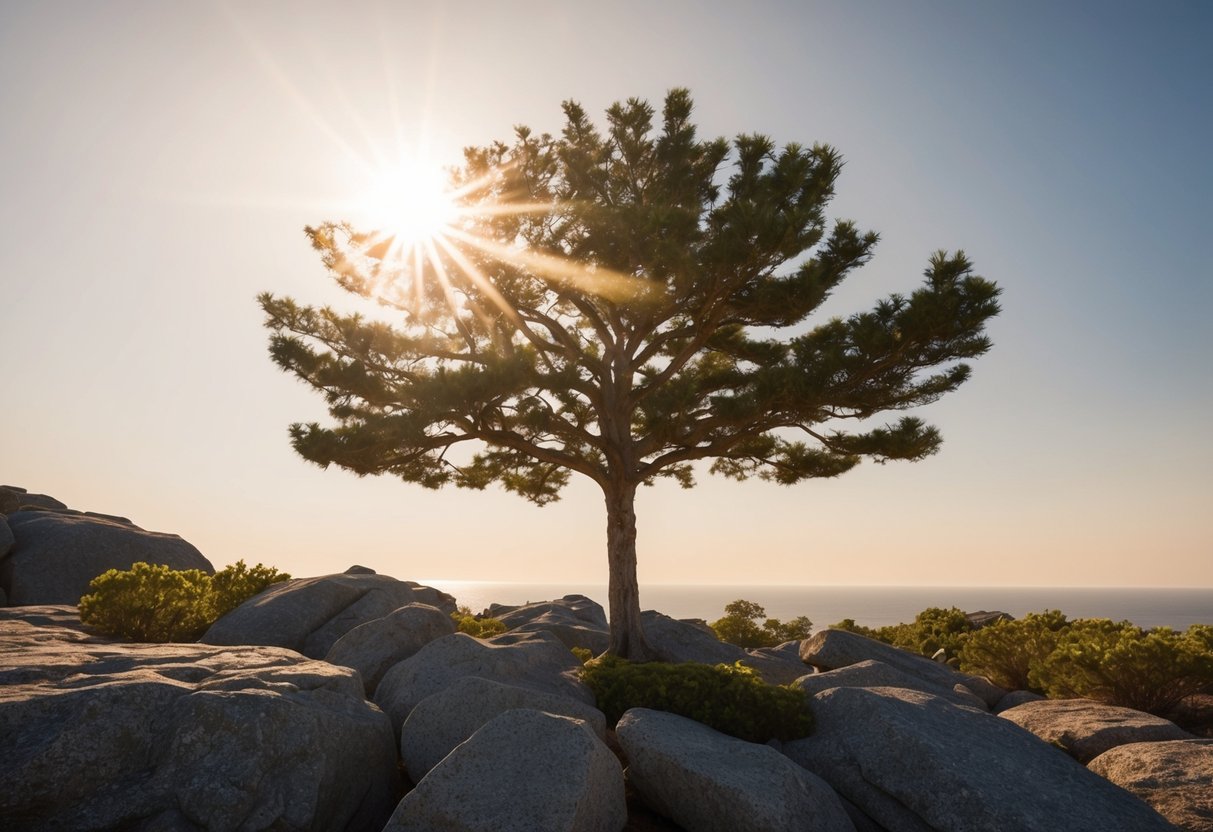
[260,88,1000,658]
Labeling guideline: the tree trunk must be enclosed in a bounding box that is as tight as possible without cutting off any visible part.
[604,481,656,660]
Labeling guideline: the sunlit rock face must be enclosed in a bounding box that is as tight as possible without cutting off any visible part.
[489,594,611,654]
[384,708,626,832]
[1088,739,1213,832]
[373,630,594,737]
[998,698,1193,763]
[618,708,856,832]
[783,686,1177,832]
[400,675,607,783]
[325,601,456,696]
[1,509,213,606]
[0,606,400,832]
[200,572,456,658]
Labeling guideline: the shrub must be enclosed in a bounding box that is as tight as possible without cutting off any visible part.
[79,559,291,643]
[958,609,1069,692]
[711,599,813,648]
[580,655,814,742]
[1030,619,1213,715]
[831,607,973,659]
[210,559,290,618]
[450,605,506,638]
[79,562,215,642]
[571,646,593,664]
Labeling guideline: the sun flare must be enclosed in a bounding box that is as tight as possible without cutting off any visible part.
[356,159,458,252]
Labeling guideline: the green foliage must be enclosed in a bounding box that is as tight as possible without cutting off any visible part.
[571,646,594,664]
[79,560,290,643]
[450,605,506,638]
[210,559,291,618]
[1030,619,1213,714]
[830,606,974,659]
[261,89,999,658]
[80,562,217,642]
[958,610,1069,692]
[711,599,812,648]
[581,655,813,742]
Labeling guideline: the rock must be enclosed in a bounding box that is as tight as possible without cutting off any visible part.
[0,510,213,606]
[0,486,66,515]
[345,564,376,574]
[965,610,1013,628]
[0,515,13,560]
[992,689,1047,714]
[0,606,400,832]
[325,602,456,696]
[1088,739,1213,831]
[783,686,1175,832]
[998,698,1193,763]
[616,708,855,832]
[800,628,1005,707]
[384,708,626,832]
[374,630,594,736]
[201,572,456,658]
[792,659,986,710]
[493,595,611,654]
[401,675,607,782]
[640,610,808,685]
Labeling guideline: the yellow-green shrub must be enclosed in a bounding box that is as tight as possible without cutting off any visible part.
[581,655,813,742]
[958,610,1069,692]
[79,562,215,642]
[450,605,506,638]
[1030,619,1213,715]
[79,559,290,643]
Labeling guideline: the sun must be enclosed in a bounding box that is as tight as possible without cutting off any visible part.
[355,158,459,251]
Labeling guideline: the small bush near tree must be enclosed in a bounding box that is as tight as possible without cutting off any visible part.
[958,610,1069,692]
[79,560,290,643]
[450,605,507,638]
[710,599,813,649]
[580,655,813,742]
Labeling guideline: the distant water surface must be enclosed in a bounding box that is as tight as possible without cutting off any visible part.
[425,582,1213,630]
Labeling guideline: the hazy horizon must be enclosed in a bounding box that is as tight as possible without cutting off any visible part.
[2,1,1209,588]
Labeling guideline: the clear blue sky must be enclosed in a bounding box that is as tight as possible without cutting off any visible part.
[1,1,1209,587]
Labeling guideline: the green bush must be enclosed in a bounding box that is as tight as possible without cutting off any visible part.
[210,560,291,618]
[711,599,812,648]
[831,606,973,659]
[1030,619,1213,715]
[79,562,215,642]
[958,610,1069,692]
[571,646,593,664]
[581,655,814,742]
[79,559,290,643]
[450,605,506,638]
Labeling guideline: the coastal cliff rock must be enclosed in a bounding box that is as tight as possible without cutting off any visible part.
[400,675,607,782]
[641,609,809,685]
[324,602,456,696]
[1088,739,1213,831]
[200,571,456,658]
[800,628,1005,707]
[490,594,611,654]
[0,605,399,832]
[782,686,1176,832]
[384,708,626,832]
[0,485,67,514]
[374,630,595,736]
[998,698,1194,763]
[1,509,213,606]
[792,658,987,710]
[617,708,855,832]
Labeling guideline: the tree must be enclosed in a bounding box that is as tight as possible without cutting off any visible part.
[259,89,1000,659]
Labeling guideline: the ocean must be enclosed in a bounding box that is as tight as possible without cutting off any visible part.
[424,582,1213,631]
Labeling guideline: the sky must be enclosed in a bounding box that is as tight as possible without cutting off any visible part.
[1,1,1209,589]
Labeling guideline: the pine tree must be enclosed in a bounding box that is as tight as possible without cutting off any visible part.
[259,89,1000,659]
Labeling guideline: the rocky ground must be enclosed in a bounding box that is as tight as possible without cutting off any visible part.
[2,483,1211,831]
